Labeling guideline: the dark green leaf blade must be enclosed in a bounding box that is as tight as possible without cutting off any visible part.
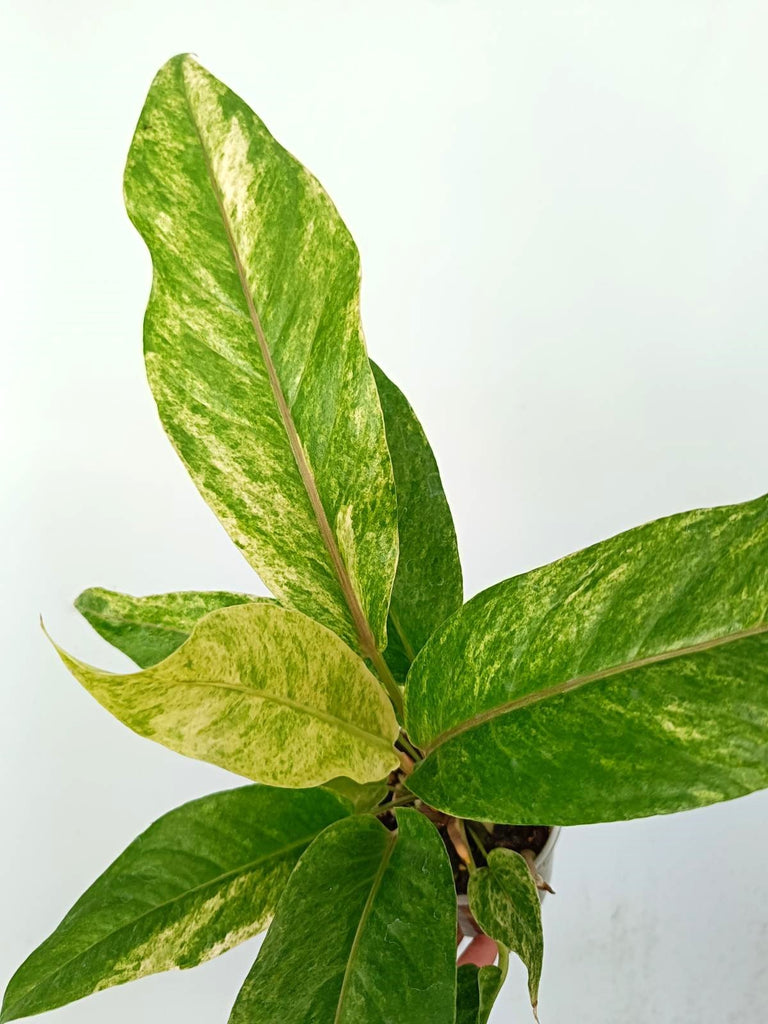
[229,809,457,1024]
[477,965,504,1023]
[75,587,262,668]
[407,494,768,823]
[0,786,349,1023]
[468,850,543,1013]
[456,964,482,1024]
[371,362,463,679]
[51,602,399,788]
[124,55,398,653]
[456,964,504,1024]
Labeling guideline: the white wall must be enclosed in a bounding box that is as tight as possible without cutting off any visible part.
[2,2,767,1021]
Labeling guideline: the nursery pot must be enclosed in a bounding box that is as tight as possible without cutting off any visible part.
[456,826,562,938]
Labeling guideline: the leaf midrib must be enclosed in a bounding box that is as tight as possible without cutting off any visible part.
[2,834,318,1019]
[333,827,397,1023]
[113,673,396,756]
[425,621,768,752]
[178,64,378,660]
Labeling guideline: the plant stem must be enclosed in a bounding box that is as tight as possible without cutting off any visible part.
[448,818,475,870]
[397,730,423,762]
[371,795,417,816]
[466,824,490,863]
[368,647,405,719]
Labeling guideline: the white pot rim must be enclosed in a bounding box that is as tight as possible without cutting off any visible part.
[537,824,562,865]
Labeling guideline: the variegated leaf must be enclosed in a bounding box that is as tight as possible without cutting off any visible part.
[124,54,398,657]
[75,587,262,668]
[51,602,399,788]
[372,362,463,681]
[468,850,543,1014]
[229,810,457,1024]
[0,786,349,1022]
[407,494,768,824]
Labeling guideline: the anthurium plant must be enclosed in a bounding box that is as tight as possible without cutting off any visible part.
[3,53,767,1024]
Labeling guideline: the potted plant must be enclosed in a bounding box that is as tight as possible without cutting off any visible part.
[2,54,766,1024]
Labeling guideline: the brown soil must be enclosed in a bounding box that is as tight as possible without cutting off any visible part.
[378,796,551,895]
[444,820,550,895]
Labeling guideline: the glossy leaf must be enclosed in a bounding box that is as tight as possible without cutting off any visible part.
[52,602,399,788]
[456,964,504,1024]
[0,786,349,1022]
[371,362,463,680]
[124,54,398,653]
[468,850,543,1013]
[407,494,768,824]
[229,809,457,1023]
[320,776,390,814]
[75,587,261,668]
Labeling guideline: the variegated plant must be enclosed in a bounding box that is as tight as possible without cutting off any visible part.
[3,54,767,1024]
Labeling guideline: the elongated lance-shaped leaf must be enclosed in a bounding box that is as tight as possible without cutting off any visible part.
[407,493,768,824]
[0,786,349,1023]
[229,809,457,1024]
[75,587,263,668]
[371,362,463,681]
[468,850,543,1015]
[456,964,504,1024]
[124,55,398,657]
[51,602,399,788]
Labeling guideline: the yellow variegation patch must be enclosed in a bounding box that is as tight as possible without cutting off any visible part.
[52,602,400,787]
[123,55,399,656]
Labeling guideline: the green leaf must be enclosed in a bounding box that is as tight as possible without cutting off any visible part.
[75,587,262,668]
[478,966,504,1023]
[229,809,457,1024]
[371,363,463,680]
[407,493,768,824]
[456,964,504,1024]
[320,776,390,814]
[456,965,481,1024]
[468,850,543,1013]
[0,786,349,1023]
[51,602,399,788]
[124,54,398,655]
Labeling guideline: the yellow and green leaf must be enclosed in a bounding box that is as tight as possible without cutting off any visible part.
[75,586,262,668]
[52,602,399,788]
[124,55,398,654]
[0,786,349,1023]
[468,849,544,1014]
[407,493,768,824]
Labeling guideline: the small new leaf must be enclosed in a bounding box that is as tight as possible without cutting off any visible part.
[456,964,504,1024]
[468,849,544,1014]
[51,602,400,788]
[320,776,390,814]
[0,786,349,1022]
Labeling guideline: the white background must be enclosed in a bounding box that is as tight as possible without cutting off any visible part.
[2,1,767,1021]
